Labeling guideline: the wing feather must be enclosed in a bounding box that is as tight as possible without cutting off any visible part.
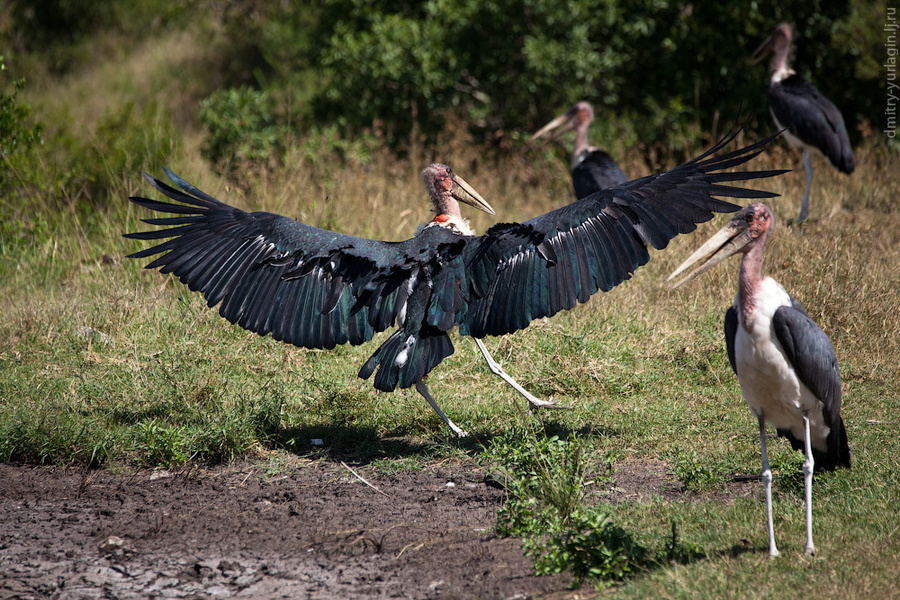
[460,129,786,338]
[125,172,425,350]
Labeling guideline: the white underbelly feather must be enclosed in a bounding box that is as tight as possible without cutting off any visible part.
[734,281,831,451]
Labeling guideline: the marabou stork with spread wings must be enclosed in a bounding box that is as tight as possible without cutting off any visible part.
[754,23,854,224]
[126,129,783,437]
[532,101,629,197]
[670,203,850,556]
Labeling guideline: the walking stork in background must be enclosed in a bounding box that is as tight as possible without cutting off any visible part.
[126,129,783,437]
[532,101,629,197]
[669,203,851,556]
[754,23,854,224]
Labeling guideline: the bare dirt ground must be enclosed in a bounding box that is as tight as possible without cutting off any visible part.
[0,451,745,599]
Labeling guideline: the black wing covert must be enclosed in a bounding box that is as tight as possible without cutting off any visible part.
[724,305,739,375]
[772,300,839,419]
[769,75,854,173]
[125,168,424,350]
[572,151,629,198]
[772,299,851,470]
[460,130,786,339]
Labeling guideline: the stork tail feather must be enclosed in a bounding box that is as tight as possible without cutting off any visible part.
[777,417,851,472]
[358,328,454,392]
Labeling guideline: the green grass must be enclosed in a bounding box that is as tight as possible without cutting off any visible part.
[2,16,900,599]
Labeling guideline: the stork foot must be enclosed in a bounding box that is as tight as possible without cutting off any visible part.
[415,381,468,438]
[805,545,816,556]
[526,397,572,410]
[473,338,570,410]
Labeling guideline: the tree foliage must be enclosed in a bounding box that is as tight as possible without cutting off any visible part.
[210,0,881,152]
[0,56,42,196]
[2,0,886,161]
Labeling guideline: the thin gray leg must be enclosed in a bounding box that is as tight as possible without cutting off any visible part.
[473,338,569,409]
[415,380,468,438]
[758,413,780,557]
[802,412,816,556]
[798,149,813,224]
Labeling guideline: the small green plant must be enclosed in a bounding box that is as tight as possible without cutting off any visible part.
[135,420,190,466]
[487,431,592,537]
[487,430,649,585]
[369,456,423,476]
[671,449,731,492]
[525,509,647,584]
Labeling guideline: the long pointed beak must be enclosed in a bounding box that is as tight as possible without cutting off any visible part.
[667,219,753,288]
[451,173,495,215]
[531,112,573,142]
[752,34,773,63]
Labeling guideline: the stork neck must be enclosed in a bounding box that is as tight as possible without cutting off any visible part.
[571,124,591,168]
[738,235,768,329]
[770,41,793,83]
[433,193,461,221]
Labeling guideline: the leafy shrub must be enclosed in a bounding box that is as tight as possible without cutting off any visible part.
[0,56,43,197]
[488,432,592,537]
[199,86,290,173]
[525,509,646,584]
[81,100,180,205]
[302,0,875,151]
[487,431,649,585]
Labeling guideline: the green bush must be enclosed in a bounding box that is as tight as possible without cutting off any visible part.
[199,86,290,173]
[0,56,43,198]
[525,509,647,584]
[488,432,592,537]
[487,431,649,586]
[80,100,180,207]
[301,0,876,151]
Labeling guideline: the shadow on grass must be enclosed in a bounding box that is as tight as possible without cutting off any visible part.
[723,543,767,559]
[272,423,440,464]
[270,419,622,465]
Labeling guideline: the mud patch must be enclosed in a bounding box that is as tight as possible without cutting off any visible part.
[0,455,757,598]
[0,459,579,599]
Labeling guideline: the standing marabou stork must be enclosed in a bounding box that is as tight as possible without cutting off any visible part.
[532,101,629,197]
[669,203,851,556]
[754,23,854,224]
[126,129,783,437]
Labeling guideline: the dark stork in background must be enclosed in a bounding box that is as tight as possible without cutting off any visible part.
[532,101,629,198]
[754,23,854,224]
[126,129,783,437]
[669,203,850,556]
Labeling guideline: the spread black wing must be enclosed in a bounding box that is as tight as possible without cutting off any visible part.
[125,168,465,352]
[458,130,785,339]
[126,130,784,392]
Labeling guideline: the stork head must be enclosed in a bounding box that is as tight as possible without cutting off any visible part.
[753,23,793,72]
[421,164,495,221]
[668,203,774,288]
[531,101,594,142]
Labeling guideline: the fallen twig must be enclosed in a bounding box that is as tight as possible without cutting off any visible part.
[341,461,389,497]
